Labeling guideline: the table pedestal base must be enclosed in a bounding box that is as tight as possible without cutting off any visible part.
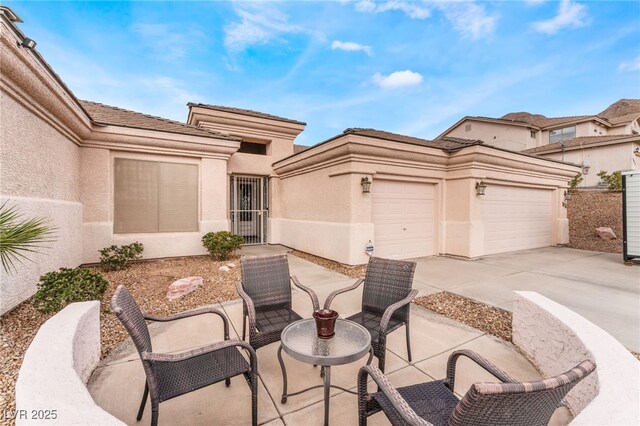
[277,345,373,426]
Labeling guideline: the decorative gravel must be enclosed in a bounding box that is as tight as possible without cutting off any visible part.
[0,255,240,425]
[567,190,622,254]
[414,291,513,342]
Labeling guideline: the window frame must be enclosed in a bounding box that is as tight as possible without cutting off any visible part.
[113,158,199,234]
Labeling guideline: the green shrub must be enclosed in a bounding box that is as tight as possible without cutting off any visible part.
[568,173,583,192]
[33,267,108,314]
[202,231,243,260]
[597,170,622,192]
[99,242,144,271]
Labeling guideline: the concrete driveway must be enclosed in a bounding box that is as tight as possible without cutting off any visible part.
[409,247,640,352]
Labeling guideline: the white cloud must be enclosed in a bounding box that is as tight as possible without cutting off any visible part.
[132,23,205,60]
[331,40,372,56]
[224,2,322,52]
[618,57,640,72]
[531,0,589,35]
[434,2,498,40]
[355,0,430,19]
[372,70,423,89]
[354,1,497,40]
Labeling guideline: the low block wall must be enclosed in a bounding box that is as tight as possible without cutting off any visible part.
[513,291,639,425]
[15,301,123,425]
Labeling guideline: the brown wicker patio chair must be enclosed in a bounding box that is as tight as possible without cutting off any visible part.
[237,254,320,351]
[324,256,417,373]
[358,348,596,426]
[111,285,258,426]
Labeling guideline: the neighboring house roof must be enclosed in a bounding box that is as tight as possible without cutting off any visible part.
[499,112,596,129]
[80,100,240,140]
[343,128,483,152]
[522,135,640,155]
[438,99,640,139]
[188,103,306,126]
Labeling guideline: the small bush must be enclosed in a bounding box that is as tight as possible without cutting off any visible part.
[597,170,622,192]
[33,267,108,314]
[202,231,243,260]
[568,173,583,192]
[99,242,144,270]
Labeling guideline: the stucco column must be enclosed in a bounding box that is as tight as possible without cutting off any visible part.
[201,158,230,233]
[443,178,484,258]
[556,188,570,245]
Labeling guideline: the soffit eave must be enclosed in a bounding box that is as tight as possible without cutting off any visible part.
[86,125,240,158]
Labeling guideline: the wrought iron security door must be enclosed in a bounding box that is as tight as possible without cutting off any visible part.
[230,176,268,244]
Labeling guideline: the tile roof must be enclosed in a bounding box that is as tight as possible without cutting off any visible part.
[499,112,594,129]
[293,144,310,153]
[522,135,639,154]
[188,103,306,126]
[343,128,484,152]
[80,100,240,140]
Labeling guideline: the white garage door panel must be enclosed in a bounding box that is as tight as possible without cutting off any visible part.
[372,180,435,259]
[483,186,552,255]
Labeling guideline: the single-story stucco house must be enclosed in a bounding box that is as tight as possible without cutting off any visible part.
[0,7,579,314]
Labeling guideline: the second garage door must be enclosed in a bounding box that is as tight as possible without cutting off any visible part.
[482,186,552,255]
[372,180,435,259]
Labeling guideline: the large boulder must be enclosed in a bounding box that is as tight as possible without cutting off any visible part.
[166,276,204,300]
[595,227,617,240]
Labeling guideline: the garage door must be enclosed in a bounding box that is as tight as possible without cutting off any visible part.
[482,186,552,255]
[372,180,435,259]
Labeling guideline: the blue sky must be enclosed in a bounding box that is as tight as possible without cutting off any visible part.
[7,1,640,146]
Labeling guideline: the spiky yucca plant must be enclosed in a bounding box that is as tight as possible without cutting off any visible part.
[0,202,56,273]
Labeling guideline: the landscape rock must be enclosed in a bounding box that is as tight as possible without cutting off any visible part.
[595,227,617,240]
[225,263,237,269]
[166,276,204,300]
[218,265,231,272]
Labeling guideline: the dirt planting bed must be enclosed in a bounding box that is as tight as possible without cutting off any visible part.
[568,190,622,253]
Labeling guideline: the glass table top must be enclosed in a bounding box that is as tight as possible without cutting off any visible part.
[280,318,371,366]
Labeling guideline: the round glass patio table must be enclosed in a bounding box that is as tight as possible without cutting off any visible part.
[277,318,372,426]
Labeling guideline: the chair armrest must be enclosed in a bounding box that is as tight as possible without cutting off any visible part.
[446,349,516,390]
[323,278,364,310]
[291,276,320,311]
[143,307,230,340]
[141,338,257,370]
[236,281,257,332]
[380,289,418,335]
[358,365,433,426]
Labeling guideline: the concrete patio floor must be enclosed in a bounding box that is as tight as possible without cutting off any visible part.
[89,249,575,426]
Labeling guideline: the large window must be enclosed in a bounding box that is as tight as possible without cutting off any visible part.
[114,159,198,234]
[549,126,576,143]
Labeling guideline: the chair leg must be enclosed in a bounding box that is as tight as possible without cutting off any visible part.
[242,314,247,341]
[251,375,258,426]
[225,377,231,387]
[150,404,159,426]
[405,323,412,363]
[136,381,149,421]
[377,351,386,374]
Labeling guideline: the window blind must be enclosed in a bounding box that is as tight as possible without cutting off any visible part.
[114,159,198,234]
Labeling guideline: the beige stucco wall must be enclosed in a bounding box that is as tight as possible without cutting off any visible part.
[189,106,304,177]
[541,142,640,187]
[0,20,89,314]
[81,151,231,264]
[273,136,578,265]
[447,121,535,151]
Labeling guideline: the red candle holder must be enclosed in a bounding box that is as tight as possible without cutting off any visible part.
[312,309,338,339]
